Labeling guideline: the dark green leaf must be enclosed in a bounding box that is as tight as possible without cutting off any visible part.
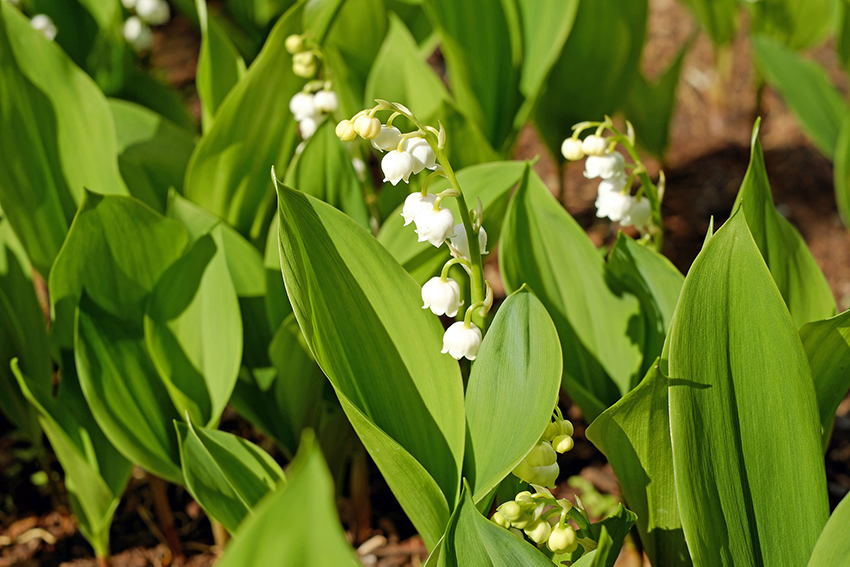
[833,112,850,228]
[678,0,738,45]
[749,0,834,51]
[196,0,246,132]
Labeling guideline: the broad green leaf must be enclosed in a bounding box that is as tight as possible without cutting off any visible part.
[184,2,305,238]
[499,167,643,419]
[570,527,612,567]
[115,70,196,133]
[838,1,850,75]
[144,231,242,426]
[225,0,293,31]
[799,310,850,449]
[216,431,358,567]
[14,357,131,559]
[464,287,561,502]
[752,35,846,157]
[0,2,127,275]
[833,112,850,228]
[196,0,246,132]
[263,215,292,331]
[749,0,834,51]
[109,99,196,213]
[276,179,464,546]
[667,212,828,566]
[678,0,738,46]
[586,362,691,567]
[284,120,370,228]
[437,483,552,567]
[516,0,579,105]
[176,418,284,533]
[76,294,184,484]
[808,492,850,567]
[733,121,836,328]
[534,0,648,156]
[378,161,526,284]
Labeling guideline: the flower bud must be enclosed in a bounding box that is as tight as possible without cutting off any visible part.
[525,441,557,467]
[299,116,319,139]
[499,501,522,522]
[414,206,455,248]
[514,491,533,503]
[371,125,402,152]
[559,419,574,437]
[292,52,316,77]
[552,434,574,454]
[584,151,625,180]
[381,150,415,186]
[449,224,487,261]
[524,519,552,544]
[313,89,338,113]
[491,511,510,528]
[561,138,585,161]
[285,34,304,54]
[123,16,152,51]
[582,134,608,157]
[401,192,436,226]
[543,421,561,441]
[353,114,381,140]
[595,191,633,223]
[403,138,437,173]
[513,459,559,487]
[441,321,482,360]
[122,0,137,8]
[547,525,578,554]
[135,0,170,25]
[30,14,57,41]
[621,196,651,229]
[289,92,317,122]
[421,277,462,317]
[335,119,357,142]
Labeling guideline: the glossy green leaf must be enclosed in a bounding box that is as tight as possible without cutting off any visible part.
[14,357,131,558]
[276,178,464,547]
[196,0,246,132]
[749,0,834,51]
[799,310,850,449]
[263,215,292,331]
[733,121,836,328]
[184,2,305,238]
[109,99,196,213]
[76,294,184,484]
[808,491,850,567]
[499,167,643,419]
[176,418,284,533]
[464,287,561,502]
[437,483,552,567]
[833,112,850,228]
[752,35,846,157]
[586,361,690,567]
[667,212,828,566]
[0,2,127,275]
[216,431,358,567]
[145,230,242,426]
[678,0,738,46]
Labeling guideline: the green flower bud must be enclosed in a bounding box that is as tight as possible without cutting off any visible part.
[543,421,561,441]
[499,501,522,522]
[514,491,533,503]
[525,441,557,467]
[547,525,578,554]
[524,519,552,544]
[559,419,574,437]
[535,463,560,487]
[553,434,574,454]
[285,34,304,54]
[491,511,510,528]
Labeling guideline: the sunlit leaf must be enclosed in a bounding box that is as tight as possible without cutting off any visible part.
[807,491,850,567]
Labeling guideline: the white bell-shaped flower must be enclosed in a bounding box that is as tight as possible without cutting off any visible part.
[371,125,402,152]
[401,192,436,226]
[441,321,482,360]
[414,206,455,247]
[403,138,437,173]
[560,138,585,161]
[584,151,625,180]
[313,89,338,113]
[597,173,628,195]
[449,224,487,261]
[123,16,152,51]
[289,92,316,122]
[381,150,415,185]
[135,0,170,25]
[582,134,608,157]
[621,196,651,228]
[299,116,319,139]
[421,277,462,317]
[596,191,634,223]
[30,14,57,41]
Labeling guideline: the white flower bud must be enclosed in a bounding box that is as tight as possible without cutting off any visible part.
[30,14,57,41]
[547,525,578,554]
[381,150,415,186]
[561,138,585,161]
[582,134,608,157]
[524,519,552,545]
[597,173,628,195]
[552,434,574,454]
[371,125,402,152]
[351,158,366,181]
[401,192,436,226]
[449,224,487,261]
[289,92,317,122]
[299,116,318,139]
[335,119,357,142]
[135,0,170,26]
[123,16,153,51]
[414,206,455,247]
[584,151,625,180]
[121,0,137,9]
[353,114,381,140]
[595,191,633,223]
[441,321,482,360]
[621,197,651,229]
[293,61,316,78]
[421,277,462,317]
[285,34,304,54]
[525,441,557,467]
[403,138,437,173]
[313,89,338,113]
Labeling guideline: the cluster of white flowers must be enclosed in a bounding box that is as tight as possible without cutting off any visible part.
[285,34,320,78]
[122,0,170,52]
[512,415,574,487]
[561,134,651,229]
[491,487,579,554]
[289,87,338,140]
[30,13,57,41]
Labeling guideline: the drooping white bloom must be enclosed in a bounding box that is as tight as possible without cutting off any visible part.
[414,206,455,247]
[335,119,357,142]
[621,196,651,228]
[123,16,153,51]
[401,192,436,226]
[371,125,402,151]
[313,89,338,113]
[560,138,585,161]
[597,172,628,195]
[596,190,633,223]
[403,138,437,173]
[289,92,316,121]
[381,150,415,185]
[584,151,625,180]
[135,0,170,26]
[449,224,487,261]
[582,134,608,157]
[30,14,57,41]
[441,321,482,360]
[421,277,462,317]
[351,157,366,181]
[299,116,318,139]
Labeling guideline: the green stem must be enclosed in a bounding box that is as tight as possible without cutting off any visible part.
[610,131,664,253]
[441,257,471,281]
